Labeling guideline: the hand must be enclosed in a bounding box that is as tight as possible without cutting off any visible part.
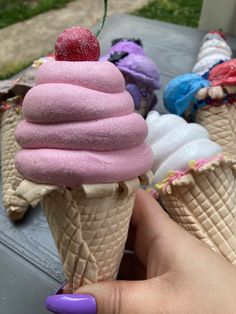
[46,190,236,314]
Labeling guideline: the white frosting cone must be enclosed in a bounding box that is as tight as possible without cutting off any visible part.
[192,32,232,76]
[146,112,222,183]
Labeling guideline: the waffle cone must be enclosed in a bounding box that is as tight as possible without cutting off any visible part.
[195,104,236,159]
[135,98,152,117]
[158,157,236,264]
[134,92,157,118]
[16,178,140,291]
[1,108,30,220]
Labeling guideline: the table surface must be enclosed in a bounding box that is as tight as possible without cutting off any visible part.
[1,13,236,314]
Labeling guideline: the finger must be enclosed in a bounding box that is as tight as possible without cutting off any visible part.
[131,189,171,266]
[118,251,146,280]
[131,189,188,269]
[60,284,72,294]
[76,278,163,314]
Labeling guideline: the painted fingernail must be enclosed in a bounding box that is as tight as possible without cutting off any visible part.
[45,294,96,314]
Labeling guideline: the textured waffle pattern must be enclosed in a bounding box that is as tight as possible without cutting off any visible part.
[135,98,151,117]
[160,159,236,264]
[195,104,236,159]
[42,179,139,291]
[134,93,156,117]
[1,108,30,220]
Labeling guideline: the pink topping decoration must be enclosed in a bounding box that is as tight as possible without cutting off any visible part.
[209,59,236,86]
[156,154,224,192]
[15,60,153,187]
[55,26,100,61]
[209,30,226,40]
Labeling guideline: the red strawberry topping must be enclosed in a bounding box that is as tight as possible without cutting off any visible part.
[55,26,100,61]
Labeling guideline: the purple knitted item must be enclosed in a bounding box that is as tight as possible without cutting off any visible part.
[101,39,161,116]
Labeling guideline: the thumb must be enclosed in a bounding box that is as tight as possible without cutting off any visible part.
[76,278,163,314]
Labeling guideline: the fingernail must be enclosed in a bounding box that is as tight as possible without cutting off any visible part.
[55,282,67,295]
[45,294,96,314]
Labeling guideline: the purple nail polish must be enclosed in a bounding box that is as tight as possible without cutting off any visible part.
[45,294,96,314]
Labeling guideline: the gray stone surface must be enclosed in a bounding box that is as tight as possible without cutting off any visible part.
[0,182,65,313]
[0,243,59,314]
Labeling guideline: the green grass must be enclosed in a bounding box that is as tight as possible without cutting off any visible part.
[133,0,203,28]
[0,0,73,29]
[0,60,35,80]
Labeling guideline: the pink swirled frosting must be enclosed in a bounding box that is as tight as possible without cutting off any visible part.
[15,61,153,187]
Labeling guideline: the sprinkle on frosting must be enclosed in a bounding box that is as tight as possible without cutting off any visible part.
[155,154,225,191]
[192,31,231,76]
[0,96,23,114]
[194,90,236,110]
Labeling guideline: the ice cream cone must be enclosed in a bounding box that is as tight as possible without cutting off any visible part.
[146,112,236,263]
[16,177,140,291]
[0,99,30,220]
[14,28,154,291]
[164,35,236,159]
[0,58,54,220]
[194,102,236,159]
[192,58,236,159]
[157,157,236,264]
[134,93,157,117]
[191,32,236,158]
[101,38,161,117]
[192,30,231,76]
